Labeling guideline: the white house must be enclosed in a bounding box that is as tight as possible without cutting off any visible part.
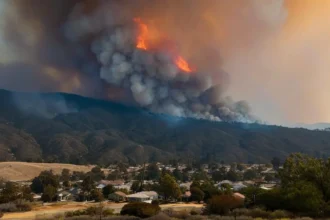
[126,191,158,203]
[232,182,247,191]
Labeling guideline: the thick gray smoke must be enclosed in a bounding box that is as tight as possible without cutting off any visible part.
[0,0,257,122]
[63,1,253,122]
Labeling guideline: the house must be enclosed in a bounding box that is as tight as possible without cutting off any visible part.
[219,180,233,186]
[259,183,276,190]
[126,191,158,203]
[32,193,42,201]
[114,183,131,191]
[261,168,276,175]
[69,187,82,200]
[108,191,127,202]
[96,184,106,190]
[141,191,158,200]
[181,191,191,201]
[233,192,245,201]
[99,180,125,186]
[232,182,247,191]
[180,182,192,189]
[57,190,73,201]
[126,193,151,203]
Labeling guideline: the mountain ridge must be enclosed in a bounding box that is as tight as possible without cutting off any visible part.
[0,89,330,165]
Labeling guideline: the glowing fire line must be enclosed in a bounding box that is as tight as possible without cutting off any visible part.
[133,18,148,50]
[133,17,194,73]
[175,56,193,73]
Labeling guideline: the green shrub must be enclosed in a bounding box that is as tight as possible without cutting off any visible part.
[0,203,17,212]
[120,202,161,218]
[246,208,270,218]
[269,210,292,219]
[15,202,32,212]
[186,215,207,220]
[205,195,244,215]
[146,212,171,220]
[231,208,249,216]
[102,208,114,216]
[65,209,87,217]
[151,200,160,205]
[190,208,202,215]
[235,216,253,220]
[167,210,190,219]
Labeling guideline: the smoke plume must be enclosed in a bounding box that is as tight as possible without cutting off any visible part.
[4,0,326,124]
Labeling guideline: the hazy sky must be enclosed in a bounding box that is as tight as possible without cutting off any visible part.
[0,0,330,125]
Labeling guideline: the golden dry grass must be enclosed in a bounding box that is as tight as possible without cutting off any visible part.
[0,162,95,181]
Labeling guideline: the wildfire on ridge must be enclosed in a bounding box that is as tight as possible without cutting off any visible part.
[175,56,193,73]
[133,18,148,50]
[133,17,194,73]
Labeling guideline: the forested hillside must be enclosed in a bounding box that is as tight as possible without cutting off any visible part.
[0,89,330,165]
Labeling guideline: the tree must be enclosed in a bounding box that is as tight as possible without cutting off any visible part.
[192,171,209,181]
[121,202,161,218]
[243,169,258,180]
[131,181,141,192]
[0,182,20,203]
[30,177,43,194]
[81,176,95,193]
[190,180,201,189]
[284,181,324,215]
[90,189,104,202]
[271,157,281,170]
[237,163,245,172]
[206,195,243,215]
[31,170,59,194]
[240,186,265,207]
[190,187,204,203]
[264,174,275,182]
[71,171,86,182]
[21,185,33,202]
[89,166,105,182]
[159,173,181,201]
[257,187,284,210]
[212,166,227,182]
[172,169,183,182]
[102,184,115,198]
[200,182,221,202]
[230,163,237,171]
[226,170,239,182]
[107,170,121,180]
[41,185,57,202]
[61,169,71,182]
[63,180,71,188]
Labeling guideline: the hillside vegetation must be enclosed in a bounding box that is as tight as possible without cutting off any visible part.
[0,89,330,165]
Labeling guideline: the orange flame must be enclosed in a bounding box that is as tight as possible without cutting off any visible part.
[133,17,194,74]
[175,56,193,73]
[133,18,148,50]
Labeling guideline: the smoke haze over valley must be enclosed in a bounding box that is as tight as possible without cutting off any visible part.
[0,0,329,125]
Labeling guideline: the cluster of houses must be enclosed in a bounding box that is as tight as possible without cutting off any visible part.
[51,178,276,203]
[17,163,279,204]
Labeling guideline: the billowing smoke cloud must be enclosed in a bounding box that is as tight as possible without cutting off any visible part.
[62,0,257,121]
[0,0,260,122]
[5,0,326,124]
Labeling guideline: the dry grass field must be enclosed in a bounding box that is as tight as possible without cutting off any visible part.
[1,202,203,220]
[0,162,95,181]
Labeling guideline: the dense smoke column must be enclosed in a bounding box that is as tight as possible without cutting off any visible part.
[65,13,252,121]
[4,0,254,122]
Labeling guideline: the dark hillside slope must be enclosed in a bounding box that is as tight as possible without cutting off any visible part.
[0,89,330,165]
